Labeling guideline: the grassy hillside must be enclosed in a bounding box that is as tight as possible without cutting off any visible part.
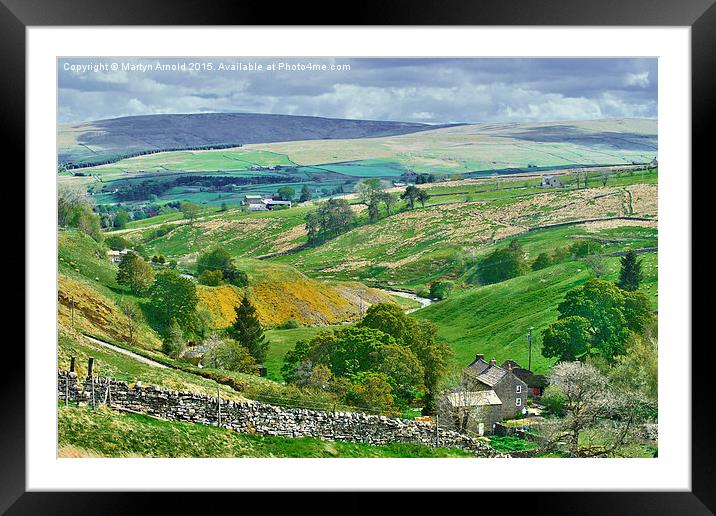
[242,118,657,173]
[135,206,310,262]
[58,405,473,458]
[415,255,657,376]
[280,182,657,288]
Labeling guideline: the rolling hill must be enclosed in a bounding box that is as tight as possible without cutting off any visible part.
[58,112,459,166]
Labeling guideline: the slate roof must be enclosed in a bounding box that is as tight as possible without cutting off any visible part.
[476,366,508,387]
[464,355,508,387]
[445,390,502,408]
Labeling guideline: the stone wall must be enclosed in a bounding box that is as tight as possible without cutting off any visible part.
[57,372,500,457]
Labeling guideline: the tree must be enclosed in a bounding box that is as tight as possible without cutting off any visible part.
[116,253,155,295]
[400,185,421,209]
[196,247,247,287]
[105,235,131,251]
[162,318,186,358]
[476,239,528,285]
[344,372,398,415]
[378,191,397,215]
[609,322,658,399]
[198,269,223,286]
[569,240,602,258]
[277,186,295,202]
[180,201,201,225]
[356,178,383,204]
[360,302,452,414]
[542,362,655,457]
[58,185,101,241]
[557,279,628,358]
[416,189,430,208]
[118,298,142,344]
[531,252,552,271]
[549,279,655,362]
[203,337,258,374]
[148,270,199,331]
[541,316,592,361]
[227,296,269,363]
[305,198,354,245]
[583,254,607,278]
[114,209,130,229]
[299,185,312,202]
[617,250,644,291]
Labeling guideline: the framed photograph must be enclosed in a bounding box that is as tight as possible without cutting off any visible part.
[7,0,710,511]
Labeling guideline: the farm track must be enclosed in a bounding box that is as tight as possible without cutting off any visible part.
[84,335,168,369]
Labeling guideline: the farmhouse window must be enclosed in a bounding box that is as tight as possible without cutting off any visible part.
[516,385,522,393]
[516,398,522,407]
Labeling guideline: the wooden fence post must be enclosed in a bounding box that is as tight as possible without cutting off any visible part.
[217,387,221,427]
[435,415,440,447]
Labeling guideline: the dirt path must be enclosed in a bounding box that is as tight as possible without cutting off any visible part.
[84,335,168,369]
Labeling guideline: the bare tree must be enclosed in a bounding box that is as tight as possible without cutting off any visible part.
[119,299,142,344]
[543,362,656,457]
[584,254,607,278]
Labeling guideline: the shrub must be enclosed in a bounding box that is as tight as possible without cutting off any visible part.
[198,269,224,286]
[569,240,603,258]
[531,252,552,271]
[429,280,454,300]
[541,384,567,416]
[277,319,301,329]
[476,240,528,285]
[203,338,258,374]
[162,319,186,359]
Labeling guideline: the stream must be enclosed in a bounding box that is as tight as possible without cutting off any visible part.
[375,288,434,314]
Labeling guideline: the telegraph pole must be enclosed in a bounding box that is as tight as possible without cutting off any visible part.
[527,327,534,371]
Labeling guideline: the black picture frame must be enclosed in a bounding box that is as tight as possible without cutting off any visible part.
[5,0,709,513]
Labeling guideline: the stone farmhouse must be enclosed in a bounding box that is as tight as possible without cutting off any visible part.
[541,174,563,188]
[107,248,130,264]
[242,194,292,211]
[442,355,528,435]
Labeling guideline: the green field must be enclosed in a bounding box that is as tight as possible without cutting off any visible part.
[58,405,474,458]
[414,253,657,376]
[263,326,327,382]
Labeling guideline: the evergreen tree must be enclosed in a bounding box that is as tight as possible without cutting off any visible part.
[228,297,269,363]
[617,250,644,291]
[299,185,311,202]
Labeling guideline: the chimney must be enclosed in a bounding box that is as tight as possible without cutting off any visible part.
[489,358,496,366]
[475,354,485,362]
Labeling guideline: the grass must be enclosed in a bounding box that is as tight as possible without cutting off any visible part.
[414,256,657,376]
[263,326,327,381]
[486,435,539,453]
[58,330,246,401]
[58,404,474,458]
[275,180,656,288]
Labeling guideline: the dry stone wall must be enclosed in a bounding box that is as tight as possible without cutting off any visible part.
[57,372,500,457]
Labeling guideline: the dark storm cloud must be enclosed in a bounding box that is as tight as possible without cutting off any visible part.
[58,57,657,124]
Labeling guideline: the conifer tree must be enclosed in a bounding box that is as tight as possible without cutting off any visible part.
[228,297,269,362]
[617,250,643,291]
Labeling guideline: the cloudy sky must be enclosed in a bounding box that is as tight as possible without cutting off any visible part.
[58,58,657,125]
